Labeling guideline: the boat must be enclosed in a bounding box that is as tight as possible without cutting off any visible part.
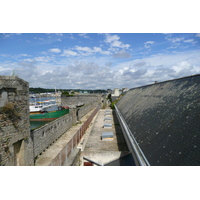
[30,94,36,98]
[29,104,46,114]
[30,106,69,121]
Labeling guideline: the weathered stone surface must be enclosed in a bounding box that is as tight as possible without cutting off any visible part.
[0,76,102,166]
[0,76,33,166]
[61,94,101,108]
[31,111,74,158]
[116,74,200,166]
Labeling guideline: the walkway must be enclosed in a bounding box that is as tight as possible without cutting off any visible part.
[34,107,135,166]
[35,109,96,166]
[79,109,135,166]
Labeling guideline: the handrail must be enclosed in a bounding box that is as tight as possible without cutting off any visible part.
[83,156,103,166]
[114,105,150,166]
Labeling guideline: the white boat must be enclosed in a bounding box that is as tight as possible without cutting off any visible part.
[29,104,45,113]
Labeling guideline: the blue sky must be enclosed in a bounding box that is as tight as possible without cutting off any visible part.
[0,33,200,89]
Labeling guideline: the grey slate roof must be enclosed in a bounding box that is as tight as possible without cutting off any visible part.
[116,74,200,166]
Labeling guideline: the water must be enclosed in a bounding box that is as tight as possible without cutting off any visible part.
[30,97,59,130]
[30,96,59,107]
[30,121,50,130]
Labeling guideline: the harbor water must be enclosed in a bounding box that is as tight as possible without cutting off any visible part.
[30,97,59,130]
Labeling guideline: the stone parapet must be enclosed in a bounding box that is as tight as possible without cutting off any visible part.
[31,111,74,159]
[0,76,32,166]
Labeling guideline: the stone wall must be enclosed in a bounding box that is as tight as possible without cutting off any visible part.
[0,76,102,166]
[76,101,99,121]
[31,110,75,159]
[49,107,99,166]
[31,100,101,161]
[62,94,102,121]
[0,76,34,166]
[116,74,200,166]
[61,94,101,108]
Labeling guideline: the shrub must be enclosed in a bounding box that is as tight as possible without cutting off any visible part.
[0,102,20,120]
[61,91,74,97]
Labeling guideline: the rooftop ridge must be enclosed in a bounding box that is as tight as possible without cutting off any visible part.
[129,73,200,91]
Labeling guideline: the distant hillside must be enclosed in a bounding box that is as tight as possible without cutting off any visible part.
[29,87,106,94]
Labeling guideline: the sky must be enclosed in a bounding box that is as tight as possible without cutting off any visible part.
[0,33,200,90]
[1,0,199,198]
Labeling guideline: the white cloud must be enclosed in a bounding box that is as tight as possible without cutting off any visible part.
[49,48,61,53]
[171,37,184,43]
[195,33,200,37]
[1,44,199,90]
[76,46,92,52]
[111,40,130,48]
[144,41,155,49]
[23,56,51,62]
[19,54,28,57]
[104,34,130,49]
[55,33,63,36]
[113,49,132,58]
[2,33,21,38]
[183,39,197,44]
[93,47,102,52]
[164,35,186,49]
[75,46,110,56]
[23,58,33,62]
[184,39,194,43]
[33,37,43,41]
[69,33,75,40]
[62,50,78,56]
[166,36,185,43]
[171,61,193,74]
[101,51,110,55]
[113,50,200,87]
[145,41,154,45]
[79,33,89,38]
[105,34,120,43]
[0,66,12,73]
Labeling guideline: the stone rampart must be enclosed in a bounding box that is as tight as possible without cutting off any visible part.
[31,110,75,159]
[31,96,101,161]
[49,107,99,166]
[76,101,99,121]
[0,76,34,166]
[0,76,101,166]
[116,74,200,166]
[61,94,101,108]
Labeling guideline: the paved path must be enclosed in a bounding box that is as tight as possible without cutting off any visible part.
[34,107,134,166]
[35,109,95,166]
[80,109,131,166]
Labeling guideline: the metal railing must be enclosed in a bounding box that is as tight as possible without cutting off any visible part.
[114,105,150,166]
[83,156,103,166]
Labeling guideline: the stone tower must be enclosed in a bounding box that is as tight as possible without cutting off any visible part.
[0,76,34,166]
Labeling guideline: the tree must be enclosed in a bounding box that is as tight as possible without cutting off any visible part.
[107,94,112,103]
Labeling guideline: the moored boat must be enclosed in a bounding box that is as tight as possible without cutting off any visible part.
[30,107,69,121]
[29,104,45,114]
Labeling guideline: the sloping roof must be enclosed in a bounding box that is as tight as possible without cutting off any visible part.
[116,74,200,166]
